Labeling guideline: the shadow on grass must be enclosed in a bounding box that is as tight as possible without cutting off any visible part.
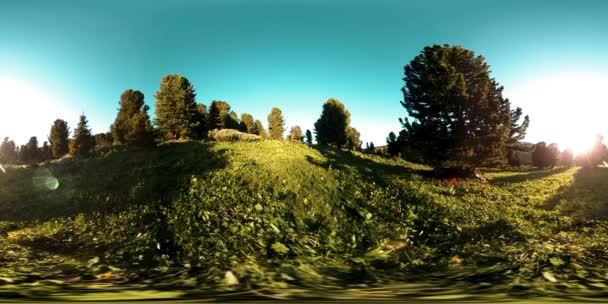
[0,141,228,221]
[491,167,569,185]
[306,145,432,184]
[542,166,608,220]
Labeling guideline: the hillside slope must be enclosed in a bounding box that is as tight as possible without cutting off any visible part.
[0,141,607,301]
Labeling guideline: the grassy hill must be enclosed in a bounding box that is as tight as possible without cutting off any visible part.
[1,140,607,301]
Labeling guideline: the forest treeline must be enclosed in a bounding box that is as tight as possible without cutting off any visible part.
[1,44,607,175]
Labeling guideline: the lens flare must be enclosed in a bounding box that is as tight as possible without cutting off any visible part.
[32,168,59,191]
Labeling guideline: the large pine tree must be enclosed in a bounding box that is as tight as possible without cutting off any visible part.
[69,114,95,157]
[154,74,199,140]
[49,119,70,159]
[314,98,351,148]
[267,107,285,140]
[400,44,518,175]
[112,89,155,146]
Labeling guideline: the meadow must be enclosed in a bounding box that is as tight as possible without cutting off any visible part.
[0,140,607,301]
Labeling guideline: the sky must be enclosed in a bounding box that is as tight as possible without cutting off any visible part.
[1,0,608,152]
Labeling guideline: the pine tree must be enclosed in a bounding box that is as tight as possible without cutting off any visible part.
[20,136,39,164]
[532,142,559,168]
[345,126,361,150]
[506,107,530,166]
[386,131,400,156]
[253,119,267,138]
[314,98,351,148]
[196,103,208,138]
[154,74,199,140]
[40,141,52,162]
[368,142,375,153]
[70,114,95,157]
[95,132,113,150]
[287,125,303,141]
[112,89,155,146]
[239,113,255,134]
[49,119,70,159]
[561,148,574,168]
[400,44,516,175]
[207,101,232,130]
[588,134,608,167]
[0,137,17,164]
[547,143,560,168]
[267,107,285,140]
[226,111,240,130]
[305,129,313,145]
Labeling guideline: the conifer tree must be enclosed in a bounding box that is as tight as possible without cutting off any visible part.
[226,111,240,130]
[95,132,113,149]
[154,74,199,140]
[196,103,209,138]
[305,129,313,145]
[345,126,361,150]
[0,137,17,164]
[287,125,303,141]
[400,44,517,175]
[207,101,232,130]
[386,131,400,156]
[561,148,574,168]
[239,113,255,134]
[70,114,95,157]
[253,119,267,138]
[112,89,155,146]
[267,107,285,140]
[314,98,351,148]
[49,119,70,159]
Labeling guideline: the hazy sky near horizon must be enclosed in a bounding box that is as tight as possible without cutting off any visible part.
[1,0,608,151]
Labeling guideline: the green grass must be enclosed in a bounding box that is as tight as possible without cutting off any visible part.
[1,140,607,301]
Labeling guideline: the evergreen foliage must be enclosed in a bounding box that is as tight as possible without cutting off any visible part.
[207,101,234,130]
[314,98,351,148]
[153,74,199,140]
[112,89,155,146]
[253,119,267,138]
[0,137,17,164]
[267,107,285,140]
[305,129,313,145]
[400,44,518,174]
[532,142,559,168]
[69,114,95,157]
[345,126,361,150]
[95,132,114,150]
[239,113,255,134]
[507,107,530,166]
[386,131,400,156]
[287,125,303,141]
[49,119,70,159]
[561,148,574,168]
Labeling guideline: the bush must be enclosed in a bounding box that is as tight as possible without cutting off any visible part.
[208,129,262,142]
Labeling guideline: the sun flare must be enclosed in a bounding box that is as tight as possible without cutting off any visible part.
[507,71,608,154]
[0,75,76,145]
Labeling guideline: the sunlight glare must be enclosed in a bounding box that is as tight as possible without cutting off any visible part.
[507,71,608,153]
[0,75,76,145]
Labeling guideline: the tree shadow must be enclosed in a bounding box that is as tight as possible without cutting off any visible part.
[490,167,569,185]
[306,145,433,184]
[542,167,608,220]
[0,141,228,221]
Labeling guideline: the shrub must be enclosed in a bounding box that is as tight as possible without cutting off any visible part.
[208,129,262,142]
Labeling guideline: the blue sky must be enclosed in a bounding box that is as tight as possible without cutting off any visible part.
[1,0,608,151]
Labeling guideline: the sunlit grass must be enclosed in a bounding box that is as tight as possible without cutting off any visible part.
[0,140,607,300]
